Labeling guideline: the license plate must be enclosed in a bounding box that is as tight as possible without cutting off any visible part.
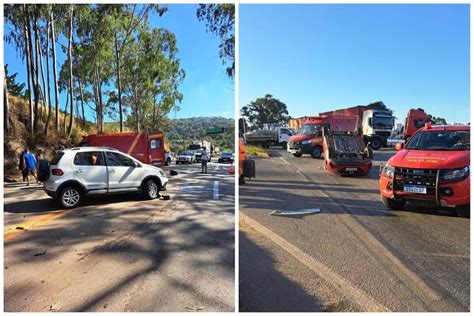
[346,168,358,172]
[403,185,427,194]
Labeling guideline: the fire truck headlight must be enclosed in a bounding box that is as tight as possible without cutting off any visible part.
[441,166,470,182]
[383,163,395,178]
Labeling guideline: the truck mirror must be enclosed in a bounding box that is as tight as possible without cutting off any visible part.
[395,143,404,151]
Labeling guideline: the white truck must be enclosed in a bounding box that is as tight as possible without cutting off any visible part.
[189,140,212,162]
[244,127,294,149]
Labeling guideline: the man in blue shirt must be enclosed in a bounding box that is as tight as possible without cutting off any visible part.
[23,148,37,186]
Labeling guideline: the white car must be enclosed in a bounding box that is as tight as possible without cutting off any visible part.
[41,147,169,208]
[176,151,195,164]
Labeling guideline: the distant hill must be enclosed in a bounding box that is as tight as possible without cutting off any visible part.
[164,117,234,153]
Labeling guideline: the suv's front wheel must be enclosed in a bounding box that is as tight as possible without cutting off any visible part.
[143,179,160,200]
[59,186,83,209]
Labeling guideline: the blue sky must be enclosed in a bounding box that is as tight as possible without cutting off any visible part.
[4,4,234,121]
[239,4,470,124]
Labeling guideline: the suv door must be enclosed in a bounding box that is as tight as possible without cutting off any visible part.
[105,151,141,190]
[72,151,108,193]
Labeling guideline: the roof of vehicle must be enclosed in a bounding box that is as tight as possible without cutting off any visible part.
[67,146,121,152]
[421,124,470,131]
[82,131,163,137]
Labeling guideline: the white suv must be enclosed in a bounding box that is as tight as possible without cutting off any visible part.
[41,147,169,208]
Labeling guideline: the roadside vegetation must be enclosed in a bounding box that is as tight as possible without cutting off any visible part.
[245,145,269,157]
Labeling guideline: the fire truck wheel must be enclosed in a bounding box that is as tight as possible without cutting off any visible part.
[381,195,405,210]
[311,147,322,159]
[456,205,470,218]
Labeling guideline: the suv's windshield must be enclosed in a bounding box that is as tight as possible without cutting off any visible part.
[298,124,320,136]
[405,130,470,151]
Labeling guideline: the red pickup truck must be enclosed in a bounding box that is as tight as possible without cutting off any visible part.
[380,123,470,217]
[79,132,166,167]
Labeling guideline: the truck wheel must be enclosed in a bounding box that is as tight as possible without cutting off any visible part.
[166,158,171,166]
[280,141,287,150]
[381,195,405,210]
[370,138,382,150]
[456,205,470,218]
[59,185,83,209]
[311,147,322,159]
[143,179,160,200]
[239,175,245,185]
[293,153,302,158]
[364,147,374,159]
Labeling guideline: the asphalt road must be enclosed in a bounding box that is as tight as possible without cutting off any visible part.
[4,160,235,312]
[239,148,469,312]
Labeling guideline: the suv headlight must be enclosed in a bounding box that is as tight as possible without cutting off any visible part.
[302,140,312,145]
[383,163,395,178]
[441,166,469,182]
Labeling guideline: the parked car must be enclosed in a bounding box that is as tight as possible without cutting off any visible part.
[380,123,470,217]
[218,151,234,163]
[177,151,195,164]
[40,147,169,209]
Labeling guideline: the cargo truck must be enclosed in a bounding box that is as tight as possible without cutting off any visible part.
[189,140,212,162]
[79,131,165,167]
[320,105,395,150]
[380,123,470,218]
[403,108,431,141]
[244,127,294,149]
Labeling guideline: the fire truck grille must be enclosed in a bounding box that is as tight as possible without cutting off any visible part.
[394,168,438,195]
[288,141,300,150]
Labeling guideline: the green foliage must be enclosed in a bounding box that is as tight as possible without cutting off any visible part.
[197,4,234,78]
[4,65,25,97]
[428,115,447,125]
[367,101,392,113]
[241,94,289,130]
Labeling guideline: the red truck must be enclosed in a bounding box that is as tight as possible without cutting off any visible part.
[79,131,166,167]
[287,115,361,159]
[322,116,373,176]
[380,123,470,217]
[320,105,395,150]
[403,108,431,141]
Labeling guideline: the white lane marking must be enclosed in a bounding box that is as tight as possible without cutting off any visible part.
[213,180,219,200]
[278,156,291,166]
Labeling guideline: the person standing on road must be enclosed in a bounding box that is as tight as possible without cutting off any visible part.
[23,148,38,186]
[18,149,27,182]
[201,147,209,174]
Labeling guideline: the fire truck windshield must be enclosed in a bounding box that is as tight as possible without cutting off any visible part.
[405,130,470,151]
[298,124,320,136]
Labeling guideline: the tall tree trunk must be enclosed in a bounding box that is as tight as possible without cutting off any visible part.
[38,33,48,124]
[67,5,74,138]
[134,83,140,132]
[33,9,41,132]
[50,6,60,133]
[63,93,69,133]
[23,5,33,136]
[44,12,52,137]
[96,66,104,134]
[24,5,37,137]
[78,78,86,128]
[4,68,10,134]
[114,33,124,132]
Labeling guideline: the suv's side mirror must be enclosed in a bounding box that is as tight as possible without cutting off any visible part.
[395,143,404,151]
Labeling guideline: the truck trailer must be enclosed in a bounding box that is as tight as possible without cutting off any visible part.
[320,105,395,150]
[79,131,166,167]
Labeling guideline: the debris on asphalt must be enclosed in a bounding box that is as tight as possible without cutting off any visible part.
[34,250,47,257]
[49,301,62,312]
[103,303,108,309]
[16,226,25,230]
[170,170,178,176]
[161,195,171,200]
[185,306,204,311]
[270,208,321,216]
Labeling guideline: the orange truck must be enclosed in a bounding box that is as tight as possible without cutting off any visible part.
[287,115,361,159]
[79,131,166,167]
[380,123,470,217]
[403,108,431,141]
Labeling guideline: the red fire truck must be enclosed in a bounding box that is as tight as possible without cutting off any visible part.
[380,123,470,217]
[79,132,166,167]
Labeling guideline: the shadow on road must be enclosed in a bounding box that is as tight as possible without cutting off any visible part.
[239,230,323,312]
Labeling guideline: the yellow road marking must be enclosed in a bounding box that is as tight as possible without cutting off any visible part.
[127,132,142,155]
[4,210,74,243]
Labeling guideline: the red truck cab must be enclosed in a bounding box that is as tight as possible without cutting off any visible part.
[322,116,372,176]
[287,116,326,158]
[380,124,470,217]
[403,108,430,141]
[79,132,165,167]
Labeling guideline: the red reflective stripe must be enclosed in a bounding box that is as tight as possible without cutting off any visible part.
[127,133,142,155]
